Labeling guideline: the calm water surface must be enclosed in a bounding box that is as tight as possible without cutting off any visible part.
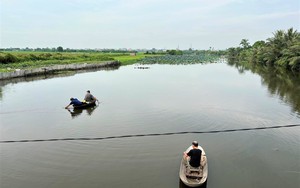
[0,63,299,188]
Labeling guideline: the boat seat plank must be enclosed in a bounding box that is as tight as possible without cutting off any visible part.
[185,171,203,179]
[189,167,201,172]
[185,165,203,179]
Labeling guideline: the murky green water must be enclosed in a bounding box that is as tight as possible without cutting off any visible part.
[0,63,299,188]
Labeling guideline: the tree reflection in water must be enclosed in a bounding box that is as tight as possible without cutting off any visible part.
[228,61,300,115]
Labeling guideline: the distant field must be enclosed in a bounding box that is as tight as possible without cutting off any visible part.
[0,52,157,72]
[0,51,223,72]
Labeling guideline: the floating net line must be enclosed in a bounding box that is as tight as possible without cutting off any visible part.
[1,124,299,144]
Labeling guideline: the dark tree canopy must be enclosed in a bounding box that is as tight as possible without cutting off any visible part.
[57,46,64,52]
[227,28,300,71]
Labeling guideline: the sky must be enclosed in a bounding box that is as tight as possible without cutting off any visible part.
[0,0,299,50]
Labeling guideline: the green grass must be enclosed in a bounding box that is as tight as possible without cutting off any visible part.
[0,52,160,72]
[0,51,222,72]
[114,53,161,65]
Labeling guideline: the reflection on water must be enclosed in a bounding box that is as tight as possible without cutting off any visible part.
[0,63,299,188]
[227,61,300,115]
[1,62,299,117]
[67,105,98,118]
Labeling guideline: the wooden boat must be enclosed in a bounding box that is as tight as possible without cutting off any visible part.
[179,145,208,187]
[73,101,96,109]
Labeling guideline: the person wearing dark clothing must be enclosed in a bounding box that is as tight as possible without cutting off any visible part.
[183,141,202,168]
[187,147,202,167]
[65,98,82,109]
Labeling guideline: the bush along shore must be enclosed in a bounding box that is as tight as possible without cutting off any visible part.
[0,52,152,71]
[0,52,158,79]
[0,50,224,79]
[227,28,300,72]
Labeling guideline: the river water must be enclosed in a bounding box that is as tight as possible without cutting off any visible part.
[0,63,299,188]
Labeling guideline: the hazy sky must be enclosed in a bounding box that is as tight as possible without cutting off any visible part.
[1,0,299,49]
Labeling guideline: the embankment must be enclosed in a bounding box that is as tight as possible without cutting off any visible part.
[0,61,120,80]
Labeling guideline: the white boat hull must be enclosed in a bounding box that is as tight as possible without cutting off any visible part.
[179,145,208,187]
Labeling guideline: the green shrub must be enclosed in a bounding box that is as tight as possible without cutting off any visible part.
[0,53,19,64]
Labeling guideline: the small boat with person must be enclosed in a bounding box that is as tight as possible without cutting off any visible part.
[65,90,98,110]
[179,143,208,187]
[73,100,96,109]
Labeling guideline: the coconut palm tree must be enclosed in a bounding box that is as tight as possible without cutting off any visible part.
[240,39,251,49]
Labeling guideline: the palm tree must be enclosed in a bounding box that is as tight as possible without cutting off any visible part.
[264,30,286,65]
[284,28,299,43]
[240,39,251,49]
[282,28,300,70]
[228,28,300,71]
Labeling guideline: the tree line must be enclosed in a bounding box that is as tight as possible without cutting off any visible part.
[227,28,300,71]
[0,46,143,53]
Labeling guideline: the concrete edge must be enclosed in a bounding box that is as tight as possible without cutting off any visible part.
[0,61,120,80]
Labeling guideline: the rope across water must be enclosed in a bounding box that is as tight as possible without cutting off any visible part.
[1,124,299,144]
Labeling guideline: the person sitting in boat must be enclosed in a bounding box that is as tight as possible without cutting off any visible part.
[84,90,98,103]
[183,141,202,168]
[65,98,82,109]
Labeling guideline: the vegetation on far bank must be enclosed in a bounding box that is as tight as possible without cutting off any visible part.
[0,49,226,72]
[138,49,225,64]
[227,28,300,71]
[138,53,222,65]
[0,52,158,72]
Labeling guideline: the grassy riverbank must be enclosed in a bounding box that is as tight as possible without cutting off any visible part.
[0,52,157,72]
[0,50,225,72]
